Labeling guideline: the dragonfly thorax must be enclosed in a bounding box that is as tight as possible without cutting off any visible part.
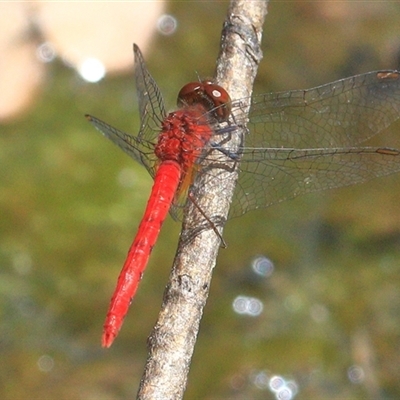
[155,108,214,171]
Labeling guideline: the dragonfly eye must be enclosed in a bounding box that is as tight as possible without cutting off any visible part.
[177,81,232,122]
[177,82,203,107]
[203,81,232,122]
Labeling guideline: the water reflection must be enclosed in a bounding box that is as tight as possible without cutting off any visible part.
[347,364,365,384]
[157,14,178,36]
[37,354,54,373]
[232,295,263,317]
[269,375,298,400]
[249,370,299,399]
[36,42,56,63]
[251,255,274,277]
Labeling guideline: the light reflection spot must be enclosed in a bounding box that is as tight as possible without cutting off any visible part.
[157,14,178,35]
[276,387,294,400]
[253,370,269,390]
[251,371,299,399]
[269,375,298,400]
[269,375,285,392]
[36,42,56,63]
[37,355,54,373]
[229,373,246,391]
[286,380,299,396]
[78,58,106,83]
[232,295,263,316]
[252,255,274,277]
[347,365,365,384]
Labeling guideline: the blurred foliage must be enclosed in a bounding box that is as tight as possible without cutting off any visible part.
[1,1,400,399]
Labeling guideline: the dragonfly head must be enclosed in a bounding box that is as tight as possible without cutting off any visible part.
[177,81,232,123]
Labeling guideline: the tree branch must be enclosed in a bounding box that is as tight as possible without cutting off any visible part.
[136,1,268,399]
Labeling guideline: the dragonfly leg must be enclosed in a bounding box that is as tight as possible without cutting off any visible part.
[187,191,227,248]
[211,119,246,158]
[181,209,227,248]
[210,142,241,161]
[207,137,243,173]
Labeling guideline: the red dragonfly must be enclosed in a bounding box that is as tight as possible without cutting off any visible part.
[86,44,400,348]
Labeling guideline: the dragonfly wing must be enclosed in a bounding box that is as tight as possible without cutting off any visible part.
[85,45,168,178]
[245,71,400,149]
[85,115,157,177]
[227,70,400,217]
[134,44,167,142]
[230,146,400,217]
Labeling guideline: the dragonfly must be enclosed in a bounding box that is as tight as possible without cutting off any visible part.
[86,43,400,348]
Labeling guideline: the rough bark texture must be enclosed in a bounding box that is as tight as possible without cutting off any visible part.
[136,1,268,399]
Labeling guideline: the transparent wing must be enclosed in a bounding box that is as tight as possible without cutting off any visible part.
[85,115,157,177]
[244,71,400,148]
[85,45,170,178]
[227,71,400,216]
[133,44,167,142]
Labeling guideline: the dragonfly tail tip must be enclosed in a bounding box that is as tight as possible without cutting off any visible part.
[101,333,114,348]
